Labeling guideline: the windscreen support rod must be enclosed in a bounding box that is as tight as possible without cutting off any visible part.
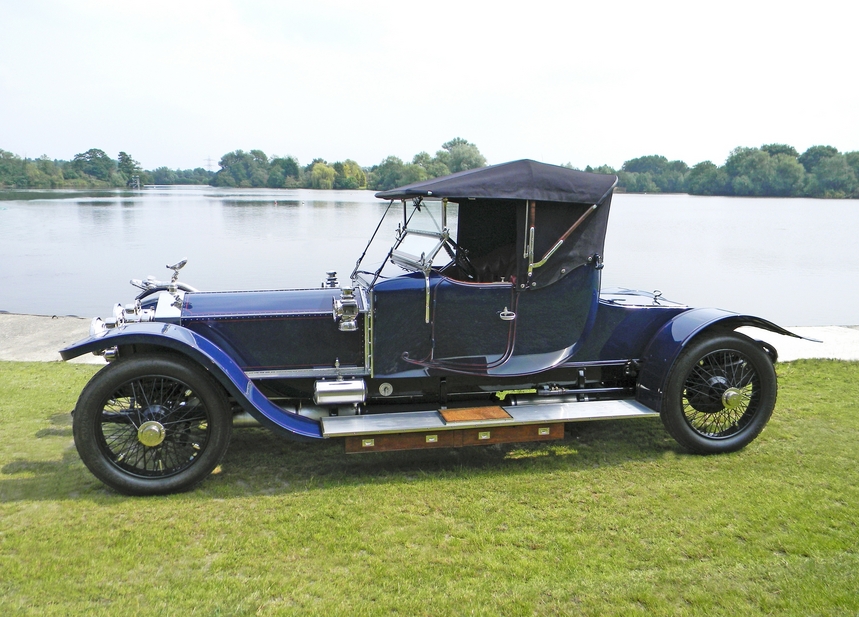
[528,203,598,278]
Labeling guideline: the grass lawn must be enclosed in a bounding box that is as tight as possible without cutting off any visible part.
[1,359,857,616]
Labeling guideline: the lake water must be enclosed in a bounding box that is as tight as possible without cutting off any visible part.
[1,187,857,326]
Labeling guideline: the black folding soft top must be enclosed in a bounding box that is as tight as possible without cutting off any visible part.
[375,159,618,205]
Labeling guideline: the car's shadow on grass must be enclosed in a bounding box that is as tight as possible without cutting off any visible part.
[0,412,94,502]
[203,417,679,498]
[0,414,679,501]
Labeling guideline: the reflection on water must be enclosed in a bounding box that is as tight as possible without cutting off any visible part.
[220,199,303,208]
[0,186,857,326]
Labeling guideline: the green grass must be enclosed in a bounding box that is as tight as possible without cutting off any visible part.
[1,360,858,616]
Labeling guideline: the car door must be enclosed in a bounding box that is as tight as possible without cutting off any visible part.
[429,278,515,371]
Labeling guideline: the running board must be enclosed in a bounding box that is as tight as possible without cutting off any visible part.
[321,399,658,452]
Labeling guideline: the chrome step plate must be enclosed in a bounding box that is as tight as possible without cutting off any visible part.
[321,399,658,438]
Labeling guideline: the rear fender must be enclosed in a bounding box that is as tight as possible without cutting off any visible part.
[635,308,806,412]
[60,322,322,439]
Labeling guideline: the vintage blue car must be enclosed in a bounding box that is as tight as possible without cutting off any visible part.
[61,160,804,495]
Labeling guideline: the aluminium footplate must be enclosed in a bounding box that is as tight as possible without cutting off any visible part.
[321,398,658,453]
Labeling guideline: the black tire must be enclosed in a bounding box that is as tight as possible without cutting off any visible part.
[73,354,232,495]
[661,332,777,454]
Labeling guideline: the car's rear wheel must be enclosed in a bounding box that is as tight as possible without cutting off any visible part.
[73,354,231,495]
[661,332,776,453]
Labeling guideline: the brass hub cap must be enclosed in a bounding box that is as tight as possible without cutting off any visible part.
[137,420,166,447]
[721,387,744,410]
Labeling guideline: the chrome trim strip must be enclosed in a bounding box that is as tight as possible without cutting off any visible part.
[558,359,637,368]
[363,286,374,377]
[247,366,369,379]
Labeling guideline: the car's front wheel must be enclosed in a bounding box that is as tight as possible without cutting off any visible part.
[73,354,232,495]
[661,332,777,453]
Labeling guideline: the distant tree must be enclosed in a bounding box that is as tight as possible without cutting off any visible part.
[413,150,450,178]
[18,155,66,188]
[212,152,242,187]
[368,156,409,191]
[844,151,859,192]
[22,161,46,188]
[310,162,337,189]
[400,163,428,185]
[622,155,668,175]
[117,151,141,177]
[798,145,839,172]
[806,154,857,197]
[731,175,756,196]
[35,155,63,187]
[723,147,807,196]
[655,161,689,193]
[117,151,142,187]
[152,167,177,184]
[267,156,300,188]
[768,154,806,196]
[618,171,659,193]
[266,171,286,189]
[725,147,772,196]
[169,167,214,185]
[686,161,730,195]
[724,147,760,178]
[247,150,269,187]
[303,158,327,174]
[191,168,215,184]
[426,159,451,178]
[761,143,799,158]
[333,159,366,189]
[439,137,486,173]
[619,155,687,193]
[0,149,27,187]
[367,140,484,187]
[213,149,270,187]
[412,151,433,170]
[71,148,115,181]
[585,164,617,175]
[440,137,471,150]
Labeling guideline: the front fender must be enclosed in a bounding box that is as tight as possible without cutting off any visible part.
[635,308,807,412]
[60,322,323,439]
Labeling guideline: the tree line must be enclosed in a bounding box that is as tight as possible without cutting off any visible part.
[208,138,487,190]
[2,141,857,198]
[0,148,213,189]
[586,144,859,199]
[0,138,487,192]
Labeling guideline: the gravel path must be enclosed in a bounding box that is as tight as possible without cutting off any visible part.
[0,314,106,364]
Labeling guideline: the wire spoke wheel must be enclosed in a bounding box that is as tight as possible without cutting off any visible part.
[74,355,231,495]
[660,333,777,454]
[98,375,212,478]
[681,349,759,438]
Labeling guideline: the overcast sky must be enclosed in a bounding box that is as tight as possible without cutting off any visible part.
[2,0,857,171]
